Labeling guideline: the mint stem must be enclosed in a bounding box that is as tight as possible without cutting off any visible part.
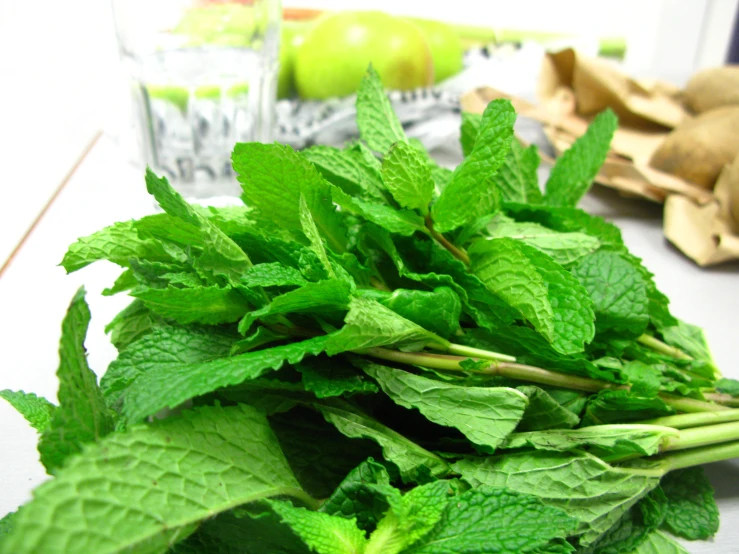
[655,441,739,472]
[425,215,471,266]
[640,408,739,429]
[361,347,623,393]
[704,393,739,407]
[432,342,516,363]
[637,334,692,360]
[662,421,739,452]
[659,394,729,413]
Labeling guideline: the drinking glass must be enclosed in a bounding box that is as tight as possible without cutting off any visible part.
[112,0,281,197]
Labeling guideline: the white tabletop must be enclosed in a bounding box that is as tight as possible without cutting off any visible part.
[1,135,738,553]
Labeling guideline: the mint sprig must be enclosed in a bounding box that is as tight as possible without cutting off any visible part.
[1,67,735,553]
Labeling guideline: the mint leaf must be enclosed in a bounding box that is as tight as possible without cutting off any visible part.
[271,409,382,499]
[102,268,138,296]
[101,324,235,407]
[572,250,649,338]
[132,285,249,325]
[582,390,674,426]
[318,401,450,483]
[660,467,719,540]
[1,404,304,554]
[365,480,451,554]
[516,386,580,431]
[325,297,445,356]
[382,141,434,214]
[356,66,406,153]
[122,335,329,423]
[61,220,184,273]
[299,193,335,277]
[241,263,308,288]
[470,237,595,354]
[488,218,599,266]
[303,145,386,201]
[38,289,114,473]
[454,450,660,544]
[544,109,618,207]
[0,390,55,432]
[145,170,252,283]
[238,279,352,334]
[432,99,516,232]
[405,486,576,554]
[361,361,527,452]
[661,320,714,363]
[716,377,739,396]
[494,140,543,204]
[270,500,367,554]
[298,358,379,398]
[459,112,481,157]
[320,458,393,531]
[622,361,662,397]
[331,186,426,236]
[631,530,690,554]
[378,286,461,340]
[499,424,677,459]
[104,300,155,351]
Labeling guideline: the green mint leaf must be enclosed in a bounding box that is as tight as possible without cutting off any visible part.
[303,145,387,202]
[365,480,451,554]
[233,144,347,252]
[61,220,184,273]
[572,250,649,338]
[488,218,599,266]
[331,186,426,236]
[104,300,155,351]
[516,386,580,431]
[622,361,662,397]
[582,390,674,426]
[0,390,55,432]
[320,458,393,531]
[431,99,516,232]
[454,450,660,545]
[241,262,308,288]
[132,285,249,325]
[299,193,335,277]
[318,400,450,483]
[231,326,287,355]
[102,268,138,296]
[356,66,406,153]
[470,237,595,354]
[270,500,367,554]
[1,404,304,554]
[499,424,677,459]
[716,377,739,396]
[298,358,379,399]
[0,511,16,538]
[631,530,690,554]
[381,141,434,214]
[544,109,618,207]
[361,361,527,452]
[133,212,204,247]
[238,279,352,334]
[101,324,234,407]
[271,409,382,499]
[660,467,719,540]
[122,335,329,423]
[144,170,252,283]
[377,286,462,340]
[494,140,543,204]
[38,289,114,473]
[459,112,481,157]
[325,297,445,356]
[661,320,714,363]
[405,486,576,554]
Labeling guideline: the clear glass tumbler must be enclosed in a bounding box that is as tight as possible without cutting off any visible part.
[113,0,281,197]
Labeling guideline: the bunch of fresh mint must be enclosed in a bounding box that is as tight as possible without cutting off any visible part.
[2,67,739,554]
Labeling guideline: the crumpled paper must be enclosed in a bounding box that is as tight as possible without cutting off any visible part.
[665,154,739,266]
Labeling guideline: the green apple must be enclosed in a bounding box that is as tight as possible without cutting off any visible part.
[294,11,434,100]
[406,18,463,83]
